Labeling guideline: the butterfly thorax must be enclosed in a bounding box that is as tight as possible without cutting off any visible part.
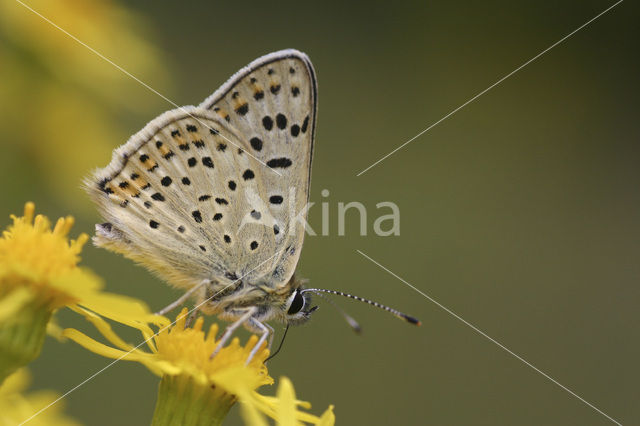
[200,274,314,329]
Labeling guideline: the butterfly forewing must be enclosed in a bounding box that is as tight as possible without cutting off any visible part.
[200,50,317,286]
[86,49,317,295]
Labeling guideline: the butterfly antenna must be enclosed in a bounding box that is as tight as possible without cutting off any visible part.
[303,288,421,326]
[310,290,362,334]
[265,324,290,362]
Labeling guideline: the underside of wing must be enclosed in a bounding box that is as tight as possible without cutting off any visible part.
[86,49,317,293]
[199,49,317,288]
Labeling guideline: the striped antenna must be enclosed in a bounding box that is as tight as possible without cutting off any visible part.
[302,288,421,326]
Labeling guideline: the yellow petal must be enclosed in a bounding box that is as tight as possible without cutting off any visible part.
[62,328,134,360]
[238,395,270,426]
[317,405,336,426]
[46,318,65,341]
[68,306,139,352]
[276,377,300,426]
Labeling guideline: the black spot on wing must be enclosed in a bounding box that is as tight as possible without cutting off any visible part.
[243,169,255,180]
[269,195,283,204]
[262,116,273,131]
[267,158,292,168]
[202,157,214,168]
[235,103,249,116]
[276,114,287,130]
[250,137,263,151]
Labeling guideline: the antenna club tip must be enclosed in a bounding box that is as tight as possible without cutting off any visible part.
[404,315,421,326]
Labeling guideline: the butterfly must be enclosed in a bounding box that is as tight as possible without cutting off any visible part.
[86,49,419,362]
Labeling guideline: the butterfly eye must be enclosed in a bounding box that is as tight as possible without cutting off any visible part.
[287,290,305,315]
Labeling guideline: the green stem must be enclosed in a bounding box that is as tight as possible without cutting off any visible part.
[0,296,52,383]
[151,375,237,426]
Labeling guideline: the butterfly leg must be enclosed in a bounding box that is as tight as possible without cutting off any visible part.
[184,306,200,329]
[265,322,275,350]
[210,307,257,360]
[155,279,209,316]
[245,318,271,365]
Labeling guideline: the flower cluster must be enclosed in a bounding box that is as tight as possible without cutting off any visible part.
[0,203,335,425]
[66,308,335,425]
[0,202,163,382]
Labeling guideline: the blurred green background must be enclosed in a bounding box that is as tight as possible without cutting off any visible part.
[1,0,638,424]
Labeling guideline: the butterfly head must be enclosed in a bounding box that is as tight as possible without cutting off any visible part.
[282,286,318,325]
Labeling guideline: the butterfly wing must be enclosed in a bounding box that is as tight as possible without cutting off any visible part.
[86,50,317,292]
[199,49,317,287]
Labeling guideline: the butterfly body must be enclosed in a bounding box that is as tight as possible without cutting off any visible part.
[87,50,319,343]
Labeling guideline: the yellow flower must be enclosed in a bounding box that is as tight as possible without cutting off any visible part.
[0,202,164,382]
[64,308,335,425]
[0,368,80,426]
